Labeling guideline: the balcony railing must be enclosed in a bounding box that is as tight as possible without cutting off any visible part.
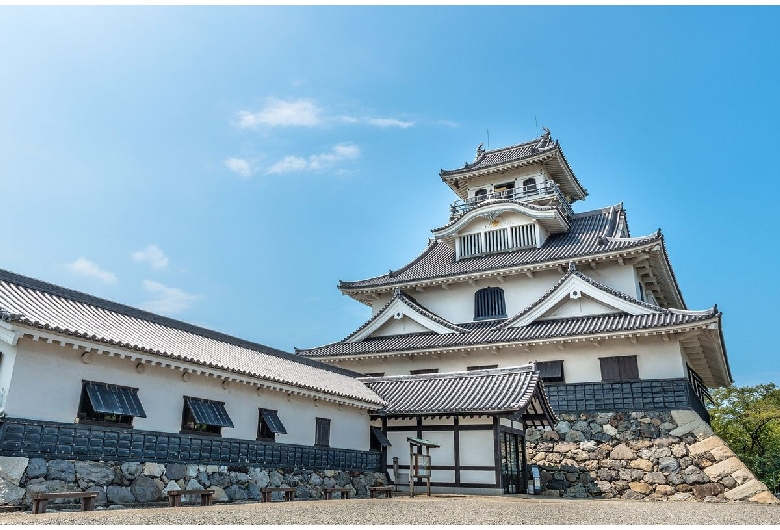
[449,181,574,219]
[687,364,714,406]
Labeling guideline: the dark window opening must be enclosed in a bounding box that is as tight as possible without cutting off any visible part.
[77,381,144,427]
[363,372,385,377]
[522,178,537,194]
[370,426,391,452]
[599,356,639,382]
[638,281,645,302]
[315,417,331,447]
[410,368,439,375]
[258,409,287,442]
[494,181,515,199]
[537,360,565,383]
[181,396,234,436]
[474,188,488,201]
[475,287,506,320]
[467,364,498,371]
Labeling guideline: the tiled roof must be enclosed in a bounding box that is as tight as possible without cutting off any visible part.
[440,136,556,176]
[497,263,665,329]
[361,365,557,427]
[438,134,587,201]
[339,204,658,290]
[0,269,384,407]
[297,306,718,359]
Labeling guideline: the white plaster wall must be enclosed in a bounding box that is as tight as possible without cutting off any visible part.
[460,470,496,484]
[348,337,687,383]
[405,269,564,325]
[581,262,638,299]
[0,342,18,414]
[465,167,549,198]
[370,261,644,325]
[459,430,495,467]
[6,338,370,451]
[544,297,619,319]
[372,317,430,337]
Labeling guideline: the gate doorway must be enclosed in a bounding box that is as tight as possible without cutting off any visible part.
[500,431,526,494]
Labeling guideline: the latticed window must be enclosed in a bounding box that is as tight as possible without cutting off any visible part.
[474,287,507,320]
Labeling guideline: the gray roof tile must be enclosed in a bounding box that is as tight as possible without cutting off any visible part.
[0,269,384,407]
[339,204,657,291]
[361,365,557,427]
[299,269,717,359]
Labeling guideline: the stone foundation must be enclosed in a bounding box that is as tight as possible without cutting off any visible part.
[0,457,387,508]
[526,410,778,504]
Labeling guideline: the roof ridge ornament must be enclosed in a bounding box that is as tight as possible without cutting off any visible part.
[536,127,552,150]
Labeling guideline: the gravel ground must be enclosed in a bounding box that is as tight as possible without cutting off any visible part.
[1,495,778,525]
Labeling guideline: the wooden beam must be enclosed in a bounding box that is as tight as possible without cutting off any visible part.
[525,271,534,279]
[468,279,478,287]
[441,283,450,290]
[618,257,625,266]
[590,262,598,270]
[416,286,425,292]
[496,276,505,283]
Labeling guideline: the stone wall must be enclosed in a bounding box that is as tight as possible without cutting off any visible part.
[0,456,387,508]
[526,410,778,504]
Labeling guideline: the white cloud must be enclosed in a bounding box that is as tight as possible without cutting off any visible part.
[337,115,415,128]
[365,118,415,128]
[66,258,117,284]
[224,157,253,178]
[132,245,169,269]
[237,98,321,128]
[140,280,200,315]
[266,144,360,175]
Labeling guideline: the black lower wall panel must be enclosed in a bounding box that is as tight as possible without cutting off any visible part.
[0,418,381,471]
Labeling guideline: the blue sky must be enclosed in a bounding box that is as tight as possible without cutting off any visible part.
[1,6,778,386]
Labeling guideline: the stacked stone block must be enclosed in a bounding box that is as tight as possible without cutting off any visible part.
[0,457,387,508]
[526,410,778,504]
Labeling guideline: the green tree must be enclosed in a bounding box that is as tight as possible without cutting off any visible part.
[708,383,780,493]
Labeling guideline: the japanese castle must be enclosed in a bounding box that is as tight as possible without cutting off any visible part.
[298,129,732,495]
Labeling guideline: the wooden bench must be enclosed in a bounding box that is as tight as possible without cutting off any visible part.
[167,489,215,507]
[368,486,394,499]
[323,487,351,500]
[261,487,296,503]
[32,491,99,514]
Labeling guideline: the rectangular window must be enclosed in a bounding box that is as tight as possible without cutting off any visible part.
[77,381,146,427]
[258,409,287,442]
[467,364,498,371]
[363,372,385,378]
[315,417,331,447]
[599,356,639,382]
[409,368,439,375]
[537,360,565,383]
[181,396,234,436]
